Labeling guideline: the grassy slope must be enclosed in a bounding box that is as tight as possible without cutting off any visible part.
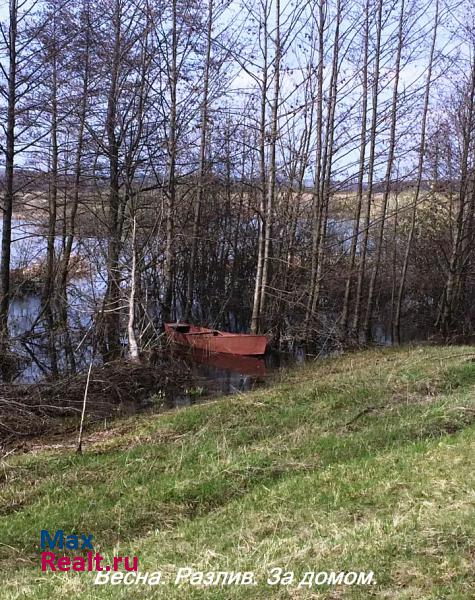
[1,345,475,599]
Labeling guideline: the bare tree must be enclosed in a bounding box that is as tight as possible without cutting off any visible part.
[184,0,214,321]
[394,0,439,343]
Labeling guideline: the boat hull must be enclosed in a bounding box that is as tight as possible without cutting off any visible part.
[165,323,267,356]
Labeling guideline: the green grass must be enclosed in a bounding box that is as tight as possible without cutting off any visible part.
[1,345,475,598]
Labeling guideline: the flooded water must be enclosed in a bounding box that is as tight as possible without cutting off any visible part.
[1,218,313,393]
[1,218,103,379]
[1,217,429,398]
[155,347,310,411]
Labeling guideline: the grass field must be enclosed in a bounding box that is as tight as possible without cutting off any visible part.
[1,345,475,599]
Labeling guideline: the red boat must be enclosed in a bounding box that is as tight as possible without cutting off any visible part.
[165,323,267,356]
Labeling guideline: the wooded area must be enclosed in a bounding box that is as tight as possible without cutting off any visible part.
[0,0,474,380]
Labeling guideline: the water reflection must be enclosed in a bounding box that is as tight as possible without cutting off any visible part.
[172,347,268,397]
[185,348,267,376]
[165,346,312,406]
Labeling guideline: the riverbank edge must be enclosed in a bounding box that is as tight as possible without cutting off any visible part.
[1,344,475,599]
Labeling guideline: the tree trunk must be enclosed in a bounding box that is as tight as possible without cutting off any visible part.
[102,0,122,360]
[0,0,18,342]
[310,0,342,320]
[439,55,475,333]
[43,15,59,376]
[341,0,369,335]
[363,0,405,341]
[184,0,213,321]
[305,0,325,334]
[250,0,269,334]
[352,0,383,335]
[128,216,139,361]
[58,0,92,373]
[394,0,439,343]
[259,0,281,326]
[162,0,178,324]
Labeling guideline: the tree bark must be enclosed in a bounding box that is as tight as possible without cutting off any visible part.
[259,0,281,325]
[341,0,369,335]
[184,0,213,321]
[0,0,18,342]
[250,0,269,334]
[352,0,383,335]
[363,0,405,341]
[162,0,178,324]
[394,0,439,343]
[102,0,122,360]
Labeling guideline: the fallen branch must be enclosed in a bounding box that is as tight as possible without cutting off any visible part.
[344,405,382,428]
[76,362,93,454]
